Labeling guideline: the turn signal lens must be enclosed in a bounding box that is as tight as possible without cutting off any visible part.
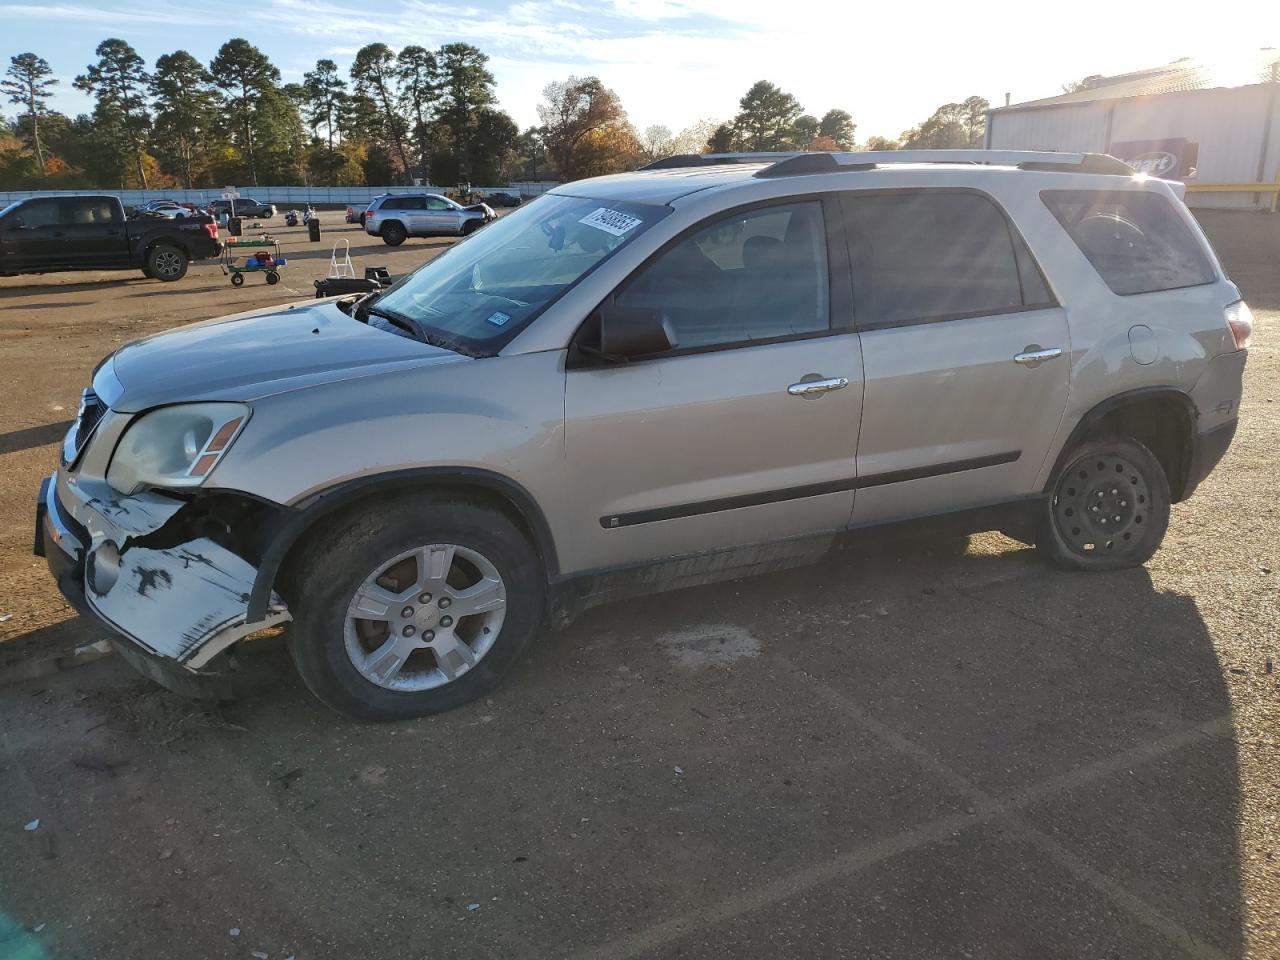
[1225,301,1253,351]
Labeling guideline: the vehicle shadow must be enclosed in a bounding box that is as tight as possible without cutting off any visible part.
[0,277,155,296]
[9,535,1239,958]
[0,420,73,455]
[528,535,1247,956]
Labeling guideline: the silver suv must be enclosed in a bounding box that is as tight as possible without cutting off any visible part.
[37,150,1251,721]
[363,193,495,246]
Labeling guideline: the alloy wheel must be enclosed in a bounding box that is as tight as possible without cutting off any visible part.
[343,543,507,691]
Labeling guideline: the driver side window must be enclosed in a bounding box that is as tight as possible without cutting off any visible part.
[16,200,61,228]
[615,201,830,351]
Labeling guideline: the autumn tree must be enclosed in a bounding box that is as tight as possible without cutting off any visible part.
[639,124,674,162]
[151,51,219,188]
[74,39,152,188]
[350,43,411,181]
[210,39,280,185]
[731,80,804,150]
[864,134,899,151]
[2,53,56,170]
[539,76,638,180]
[671,118,717,154]
[819,109,856,149]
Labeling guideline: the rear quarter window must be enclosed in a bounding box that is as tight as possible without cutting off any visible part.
[1041,190,1216,295]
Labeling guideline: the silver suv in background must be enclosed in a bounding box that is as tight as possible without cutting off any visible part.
[37,150,1250,721]
[364,193,496,245]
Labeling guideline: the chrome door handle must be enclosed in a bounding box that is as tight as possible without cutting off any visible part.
[1013,347,1063,366]
[787,376,850,396]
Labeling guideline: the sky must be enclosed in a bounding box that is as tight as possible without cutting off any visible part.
[2,0,1277,142]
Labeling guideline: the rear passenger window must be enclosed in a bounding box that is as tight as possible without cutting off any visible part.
[1041,190,1215,295]
[841,192,1053,329]
[615,201,830,350]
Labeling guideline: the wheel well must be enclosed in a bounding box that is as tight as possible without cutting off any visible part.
[259,475,556,619]
[145,238,188,258]
[1076,396,1194,501]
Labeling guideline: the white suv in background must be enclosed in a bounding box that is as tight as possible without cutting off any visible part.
[363,193,496,245]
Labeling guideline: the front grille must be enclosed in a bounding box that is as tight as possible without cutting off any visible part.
[63,388,105,466]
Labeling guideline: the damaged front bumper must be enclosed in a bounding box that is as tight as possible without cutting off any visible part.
[36,468,291,683]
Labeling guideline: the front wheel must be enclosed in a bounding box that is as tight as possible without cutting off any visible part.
[461,219,481,236]
[287,496,545,721]
[230,272,245,287]
[1037,436,1170,571]
[265,270,280,285]
[381,221,407,246]
[146,244,188,282]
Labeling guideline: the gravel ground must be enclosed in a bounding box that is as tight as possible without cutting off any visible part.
[0,211,1276,959]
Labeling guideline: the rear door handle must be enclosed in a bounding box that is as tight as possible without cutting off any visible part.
[788,376,850,397]
[1013,347,1063,366]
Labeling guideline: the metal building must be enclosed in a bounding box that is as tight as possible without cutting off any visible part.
[986,51,1280,209]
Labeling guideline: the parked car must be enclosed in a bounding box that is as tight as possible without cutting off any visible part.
[132,200,193,219]
[1,194,221,281]
[346,203,374,226]
[484,191,522,208]
[208,198,276,220]
[37,150,1249,720]
[363,193,495,245]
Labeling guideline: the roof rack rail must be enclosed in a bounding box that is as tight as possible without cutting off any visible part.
[639,152,804,170]
[754,149,1133,178]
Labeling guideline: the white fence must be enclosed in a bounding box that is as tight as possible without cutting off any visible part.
[0,182,560,207]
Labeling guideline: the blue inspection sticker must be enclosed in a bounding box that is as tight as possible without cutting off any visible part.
[486,311,512,327]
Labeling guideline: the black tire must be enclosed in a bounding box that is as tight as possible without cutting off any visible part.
[286,496,545,721]
[266,270,280,285]
[230,272,245,287]
[1037,436,1170,571]
[359,213,367,227]
[381,221,407,246]
[461,219,481,236]
[146,243,188,282]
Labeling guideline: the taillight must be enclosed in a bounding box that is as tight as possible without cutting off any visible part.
[1225,301,1254,351]
[203,222,219,241]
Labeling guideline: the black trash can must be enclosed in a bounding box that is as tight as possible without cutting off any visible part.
[308,219,321,242]
[228,216,242,237]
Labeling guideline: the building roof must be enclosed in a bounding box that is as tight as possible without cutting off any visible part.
[992,49,1280,113]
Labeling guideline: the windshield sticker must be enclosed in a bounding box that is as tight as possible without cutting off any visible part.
[579,207,642,237]
[486,311,512,327]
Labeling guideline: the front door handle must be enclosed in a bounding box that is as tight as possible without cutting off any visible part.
[787,376,850,397]
[1013,347,1063,366]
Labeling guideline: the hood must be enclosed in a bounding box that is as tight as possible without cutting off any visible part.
[96,300,468,412]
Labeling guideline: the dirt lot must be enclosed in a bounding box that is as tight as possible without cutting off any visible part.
[0,212,1277,959]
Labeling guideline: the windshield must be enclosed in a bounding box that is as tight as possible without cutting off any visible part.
[374,194,667,353]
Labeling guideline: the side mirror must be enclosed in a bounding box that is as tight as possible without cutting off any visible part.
[598,303,678,359]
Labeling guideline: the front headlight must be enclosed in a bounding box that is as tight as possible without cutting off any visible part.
[107,403,249,495]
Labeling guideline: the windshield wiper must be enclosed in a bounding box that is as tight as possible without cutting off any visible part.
[364,304,482,358]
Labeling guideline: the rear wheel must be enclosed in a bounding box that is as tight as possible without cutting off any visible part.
[265,270,280,285]
[146,244,188,282]
[1038,436,1170,571]
[287,496,544,721]
[381,221,407,246]
[230,272,245,287]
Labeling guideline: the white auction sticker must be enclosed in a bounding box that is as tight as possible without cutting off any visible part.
[486,311,512,327]
[579,207,642,237]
